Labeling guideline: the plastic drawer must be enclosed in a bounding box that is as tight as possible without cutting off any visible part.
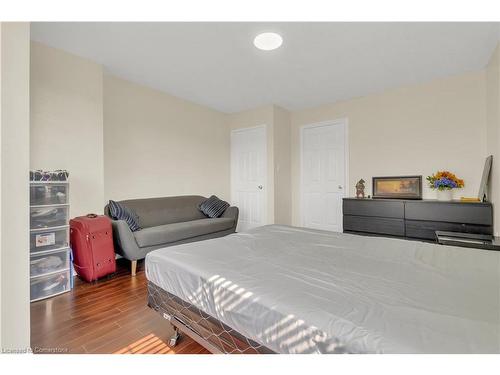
[30,183,69,206]
[30,226,69,253]
[30,204,69,230]
[30,248,70,278]
[30,270,71,302]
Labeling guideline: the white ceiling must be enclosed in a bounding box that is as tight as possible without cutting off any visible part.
[31,22,500,113]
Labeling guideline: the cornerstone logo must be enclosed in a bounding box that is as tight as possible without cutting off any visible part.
[32,346,69,354]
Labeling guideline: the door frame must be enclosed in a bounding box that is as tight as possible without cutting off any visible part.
[299,118,349,231]
[230,124,268,230]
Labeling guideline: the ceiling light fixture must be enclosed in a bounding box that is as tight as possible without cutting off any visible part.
[253,32,283,51]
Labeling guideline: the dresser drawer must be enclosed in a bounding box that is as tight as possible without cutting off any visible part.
[344,215,405,236]
[30,248,70,278]
[30,270,71,302]
[30,205,69,230]
[343,199,404,219]
[405,202,492,225]
[30,183,69,206]
[30,226,69,253]
[405,220,492,240]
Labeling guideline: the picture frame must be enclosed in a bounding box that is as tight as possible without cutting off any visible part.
[372,175,422,200]
[478,155,493,202]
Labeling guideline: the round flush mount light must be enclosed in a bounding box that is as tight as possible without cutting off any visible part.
[253,32,283,51]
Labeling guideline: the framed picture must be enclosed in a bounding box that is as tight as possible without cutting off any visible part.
[372,175,422,200]
[478,155,493,202]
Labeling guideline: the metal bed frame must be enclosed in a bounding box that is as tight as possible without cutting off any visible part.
[147,281,275,354]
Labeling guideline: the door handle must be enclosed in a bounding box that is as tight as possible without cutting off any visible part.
[258,185,263,190]
[338,185,343,190]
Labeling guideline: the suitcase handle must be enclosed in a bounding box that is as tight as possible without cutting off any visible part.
[86,213,98,218]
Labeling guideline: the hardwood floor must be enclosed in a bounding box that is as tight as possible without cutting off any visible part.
[30,258,210,354]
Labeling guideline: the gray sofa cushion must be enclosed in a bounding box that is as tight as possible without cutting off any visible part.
[108,200,141,231]
[134,217,235,248]
[199,195,230,218]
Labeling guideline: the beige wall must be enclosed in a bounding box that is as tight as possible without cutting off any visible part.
[486,44,500,344]
[30,42,104,217]
[291,71,488,226]
[104,75,229,202]
[0,22,30,351]
[30,42,230,214]
[486,44,500,235]
[1,22,3,347]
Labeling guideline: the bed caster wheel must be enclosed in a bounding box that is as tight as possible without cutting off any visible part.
[169,332,180,347]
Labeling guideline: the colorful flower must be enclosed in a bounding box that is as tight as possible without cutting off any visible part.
[427,171,464,191]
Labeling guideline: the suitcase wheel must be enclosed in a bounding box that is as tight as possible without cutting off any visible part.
[169,332,180,347]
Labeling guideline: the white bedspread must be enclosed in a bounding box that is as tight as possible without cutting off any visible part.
[145,225,500,353]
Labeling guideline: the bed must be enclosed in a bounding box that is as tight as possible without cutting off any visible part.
[146,224,500,354]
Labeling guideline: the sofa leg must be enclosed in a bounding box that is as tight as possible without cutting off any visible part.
[131,260,137,277]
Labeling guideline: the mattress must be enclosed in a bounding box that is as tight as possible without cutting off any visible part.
[145,225,500,353]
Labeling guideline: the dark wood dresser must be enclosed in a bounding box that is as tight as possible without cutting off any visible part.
[343,198,493,241]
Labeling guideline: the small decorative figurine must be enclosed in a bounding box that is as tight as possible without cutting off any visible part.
[355,179,366,199]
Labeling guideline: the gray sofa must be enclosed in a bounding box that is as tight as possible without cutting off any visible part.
[104,195,238,275]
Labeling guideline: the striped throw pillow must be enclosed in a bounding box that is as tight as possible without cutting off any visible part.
[108,200,141,232]
[199,195,230,218]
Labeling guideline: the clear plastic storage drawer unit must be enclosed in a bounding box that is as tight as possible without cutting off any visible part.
[30,204,69,230]
[30,248,70,278]
[30,182,69,206]
[30,270,71,302]
[29,173,72,302]
[30,226,69,253]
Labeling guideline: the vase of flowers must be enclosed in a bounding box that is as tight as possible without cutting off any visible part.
[426,171,464,201]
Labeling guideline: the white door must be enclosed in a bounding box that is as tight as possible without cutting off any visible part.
[301,120,347,232]
[231,125,267,232]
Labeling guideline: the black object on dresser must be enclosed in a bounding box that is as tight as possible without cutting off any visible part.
[343,198,493,241]
[435,231,500,251]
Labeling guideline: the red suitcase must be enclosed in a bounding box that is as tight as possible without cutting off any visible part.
[70,214,116,282]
